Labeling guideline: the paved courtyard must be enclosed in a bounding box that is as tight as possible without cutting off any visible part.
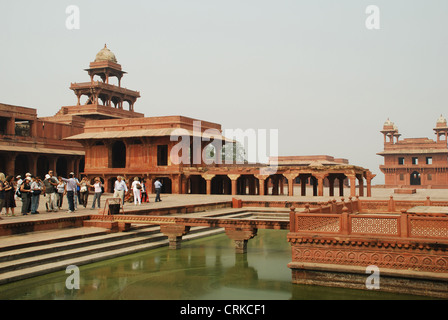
[0,186,446,224]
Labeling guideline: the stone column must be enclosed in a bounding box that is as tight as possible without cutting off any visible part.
[358,175,364,197]
[6,152,16,176]
[160,225,191,250]
[279,177,284,195]
[228,174,240,196]
[338,176,345,196]
[301,176,307,196]
[30,120,38,137]
[314,173,327,197]
[225,227,257,254]
[182,175,189,194]
[272,176,279,195]
[254,174,269,196]
[202,174,215,195]
[283,174,298,197]
[6,117,15,136]
[328,176,335,197]
[29,154,39,177]
[347,174,357,197]
[49,156,58,173]
[365,171,376,197]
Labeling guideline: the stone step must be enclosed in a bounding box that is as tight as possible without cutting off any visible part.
[0,227,110,253]
[0,227,224,285]
[0,225,161,263]
[0,224,217,273]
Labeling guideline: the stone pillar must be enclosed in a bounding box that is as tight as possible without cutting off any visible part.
[314,173,327,197]
[6,117,15,136]
[228,174,240,196]
[202,174,215,195]
[338,177,345,196]
[283,174,298,197]
[6,153,16,176]
[146,176,154,194]
[160,225,191,250]
[358,175,364,197]
[182,175,189,194]
[248,176,256,195]
[49,156,57,173]
[328,176,335,197]
[30,120,38,137]
[225,227,257,254]
[311,176,318,196]
[254,174,269,196]
[301,176,307,196]
[347,174,357,197]
[29,154,38,177]
[288,178,293,196]
[365,171,376,197]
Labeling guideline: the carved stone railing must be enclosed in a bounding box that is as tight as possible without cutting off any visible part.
[289,207,448,240]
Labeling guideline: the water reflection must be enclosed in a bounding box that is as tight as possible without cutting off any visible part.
[0,230,426,300]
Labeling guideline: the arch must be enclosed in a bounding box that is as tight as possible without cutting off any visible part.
[154,177,172,194]
[211,175,232,194]
[107,177,117,193]
[79,157,85,174]
[111,141,126,168]
[14,154,29,177]
[56,157,68,177]
[36,155,49,179]
[188,175,206,194]
[236,175,259,195]
[266,174,284,195]
[410,171,421,186]
[0,153,6,174]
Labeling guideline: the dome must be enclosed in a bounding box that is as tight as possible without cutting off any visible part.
[383,118,394,129]
[393,124,399,132]
[437,114,447,124]
[94,44,117,63]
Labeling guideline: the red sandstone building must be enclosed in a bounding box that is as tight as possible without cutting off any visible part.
[1,45,375,197]
[0,103,85,178]
[378,116,448,188]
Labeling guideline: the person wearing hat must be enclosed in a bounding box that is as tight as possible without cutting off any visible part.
[44,172,58,212]
[15,175,23,201]
[131,177,142,206]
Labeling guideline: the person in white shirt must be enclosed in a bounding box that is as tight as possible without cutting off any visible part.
[114,176,127,206]
[154,179,162,202]
[56,177,66,209]
[131,177,142,205]
[30,176,45,214]
[89,177,103,209]
[15,175,22,201]
[61,172,79,213]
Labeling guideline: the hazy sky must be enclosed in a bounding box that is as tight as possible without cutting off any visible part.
[1,0,447,184]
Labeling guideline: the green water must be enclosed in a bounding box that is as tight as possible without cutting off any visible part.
[0,230,427,300]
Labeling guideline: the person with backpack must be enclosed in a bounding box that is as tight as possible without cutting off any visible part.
[131,177,142,206]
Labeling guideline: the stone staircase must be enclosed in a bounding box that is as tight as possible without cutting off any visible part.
[0,225,224,285]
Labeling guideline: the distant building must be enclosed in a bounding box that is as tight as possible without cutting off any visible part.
[377,116,448,188]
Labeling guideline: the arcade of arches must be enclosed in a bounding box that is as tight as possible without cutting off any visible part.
[0,152,84,180]
[96,168,374,198]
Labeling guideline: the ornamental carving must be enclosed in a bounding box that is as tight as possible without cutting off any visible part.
[291,244,448,273]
